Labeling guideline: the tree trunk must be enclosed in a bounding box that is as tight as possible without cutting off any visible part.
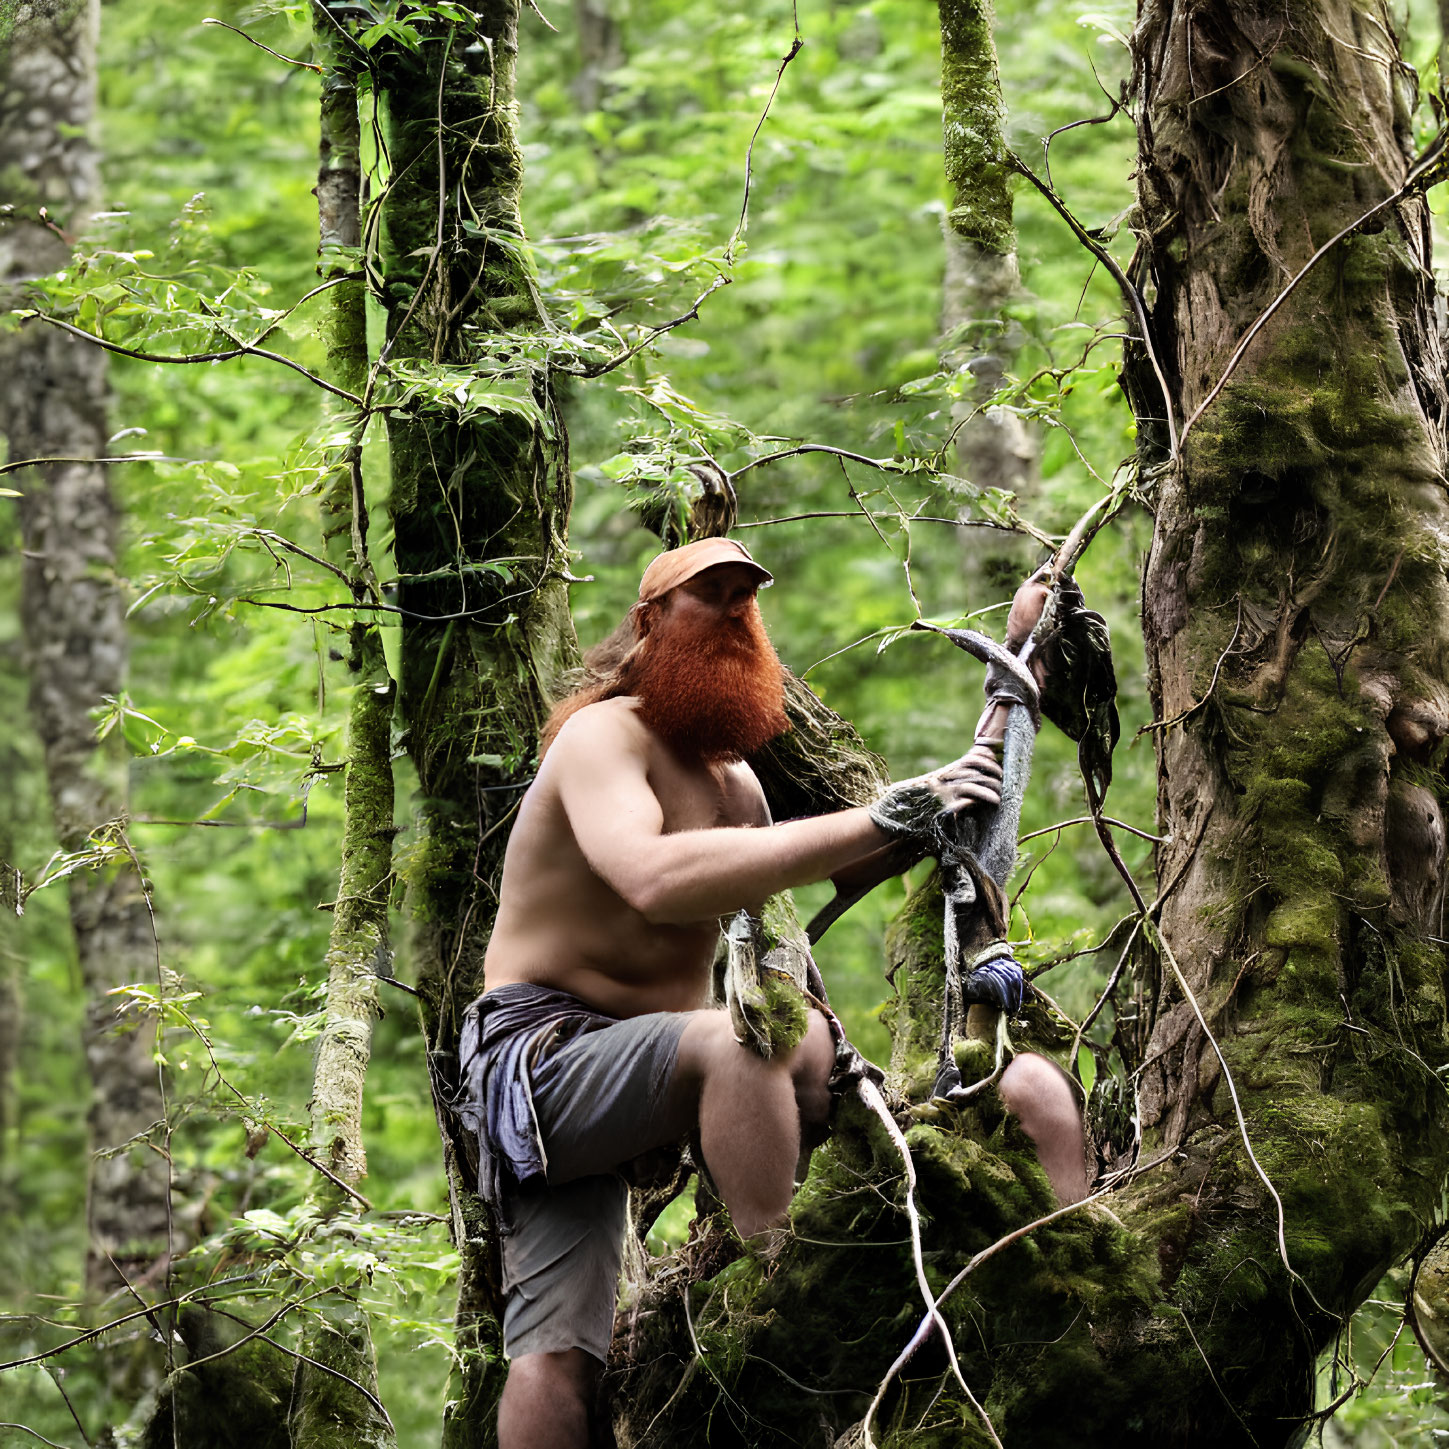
[288,18,396,1441]
[938,0,1036,590]
[1122,0,1449,1428]
[370,5,577,1442]
[0,0,171,1299]
[571,0,623,113]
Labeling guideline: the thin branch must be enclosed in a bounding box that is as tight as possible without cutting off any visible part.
[25,315,365,407]
[1179,1308,1261,1444]
[1139,598,1245,735]
[207,273,360,353]
[734,510,1025,533]
[166,1290,332,1376]
[864,1191,1111,1447]
[1008,154,1179,455]
[521,0,559,31]
[1041,97,1123,190]
[1146,920,1327,1313]
[0,1273,269,1372]
[0,1425,79,1449]
[155,992,374,1211]
[724,37,804,265]
[260,1122,374,1211]
[0,454,193,478]
[209,1305,394,1429]
[202,17,322,70]
[855,1079,1002,1449]
[565,276,730,378]
[730,442,917,480]
[245,529,356,589]
[1019,815,1167,845]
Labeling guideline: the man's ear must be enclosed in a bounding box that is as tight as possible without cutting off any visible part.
[631,599,661,637]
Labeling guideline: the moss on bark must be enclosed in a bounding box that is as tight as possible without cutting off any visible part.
[370,4,576,1443]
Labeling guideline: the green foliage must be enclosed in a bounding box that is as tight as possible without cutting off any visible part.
[3,0,1445,1440]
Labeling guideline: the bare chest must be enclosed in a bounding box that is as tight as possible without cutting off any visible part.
[648,751,765,835]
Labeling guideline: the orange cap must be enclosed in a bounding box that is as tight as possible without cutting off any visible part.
[637,538,772,603]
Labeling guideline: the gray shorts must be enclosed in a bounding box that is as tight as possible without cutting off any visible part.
[501,1006,692,1362]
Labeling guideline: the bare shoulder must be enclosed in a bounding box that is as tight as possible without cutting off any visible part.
[547,696,650,769]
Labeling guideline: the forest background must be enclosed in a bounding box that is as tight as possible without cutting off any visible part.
[1,0,1447,1442]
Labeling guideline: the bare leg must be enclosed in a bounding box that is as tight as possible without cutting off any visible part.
[998,1052,1088,1204]
[673,1008,834,1238]
[497,1348,601,1449]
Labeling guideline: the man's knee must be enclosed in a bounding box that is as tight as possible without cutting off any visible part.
[999,1051,1089,1203]
[676,1005,832,1100]
[998,1051,1078,1127]
[506,1346,599,1391]
[790,1009,834,1124]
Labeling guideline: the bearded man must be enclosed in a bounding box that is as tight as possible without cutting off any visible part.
[458,537,1086,1449]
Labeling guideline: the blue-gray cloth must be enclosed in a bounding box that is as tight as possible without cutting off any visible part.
[453,983,616,1212]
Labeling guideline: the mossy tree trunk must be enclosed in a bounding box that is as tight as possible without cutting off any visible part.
[369,4,576,1443]
[289,17,395,1444]
[0,0,171,1300]
[1120,0,1449,1426]
[938,0,1035,590]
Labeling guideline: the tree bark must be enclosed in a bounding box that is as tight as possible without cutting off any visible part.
[288,18,396,1441]
[0,0,170,1298]
[370,5,577,1442]
[938,0,1036,590]
[1121,0,1449,1427]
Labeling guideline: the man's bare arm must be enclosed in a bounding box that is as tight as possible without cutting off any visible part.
[549,708,894,925]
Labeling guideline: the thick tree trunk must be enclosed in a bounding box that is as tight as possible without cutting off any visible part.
[0,0,170,1297]
[370,4,576,1442]
[1120,0,1449,1430]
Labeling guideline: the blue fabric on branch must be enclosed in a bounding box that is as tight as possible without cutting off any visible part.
[962,952,1025,1014]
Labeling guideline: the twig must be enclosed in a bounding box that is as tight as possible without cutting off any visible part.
[209,1306,394,1429]
[259,1122,374,1212]
[855,1079,1002,1449]
[521,0,559,31]
[1008,155,1179,455]
[567,277,730,379]
[0,1425,79,1449]
[1018,815,1167,845]
[25,315,364,407]
[153,988,374,1211]
[1146,920,1327,1313]
[1140,600,1245,735]
[729,442,919,481]
[0,454,192,478]
[0,1273,266,1372]
[725,37,804,266]
[202,17,322,70]
[734,510,1026,533]
[1177,154,1440,450]
[864,1190,1110,1447]
[1179,1307,1260,1444]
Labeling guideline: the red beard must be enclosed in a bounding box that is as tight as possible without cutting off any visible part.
[630,600,789,762]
